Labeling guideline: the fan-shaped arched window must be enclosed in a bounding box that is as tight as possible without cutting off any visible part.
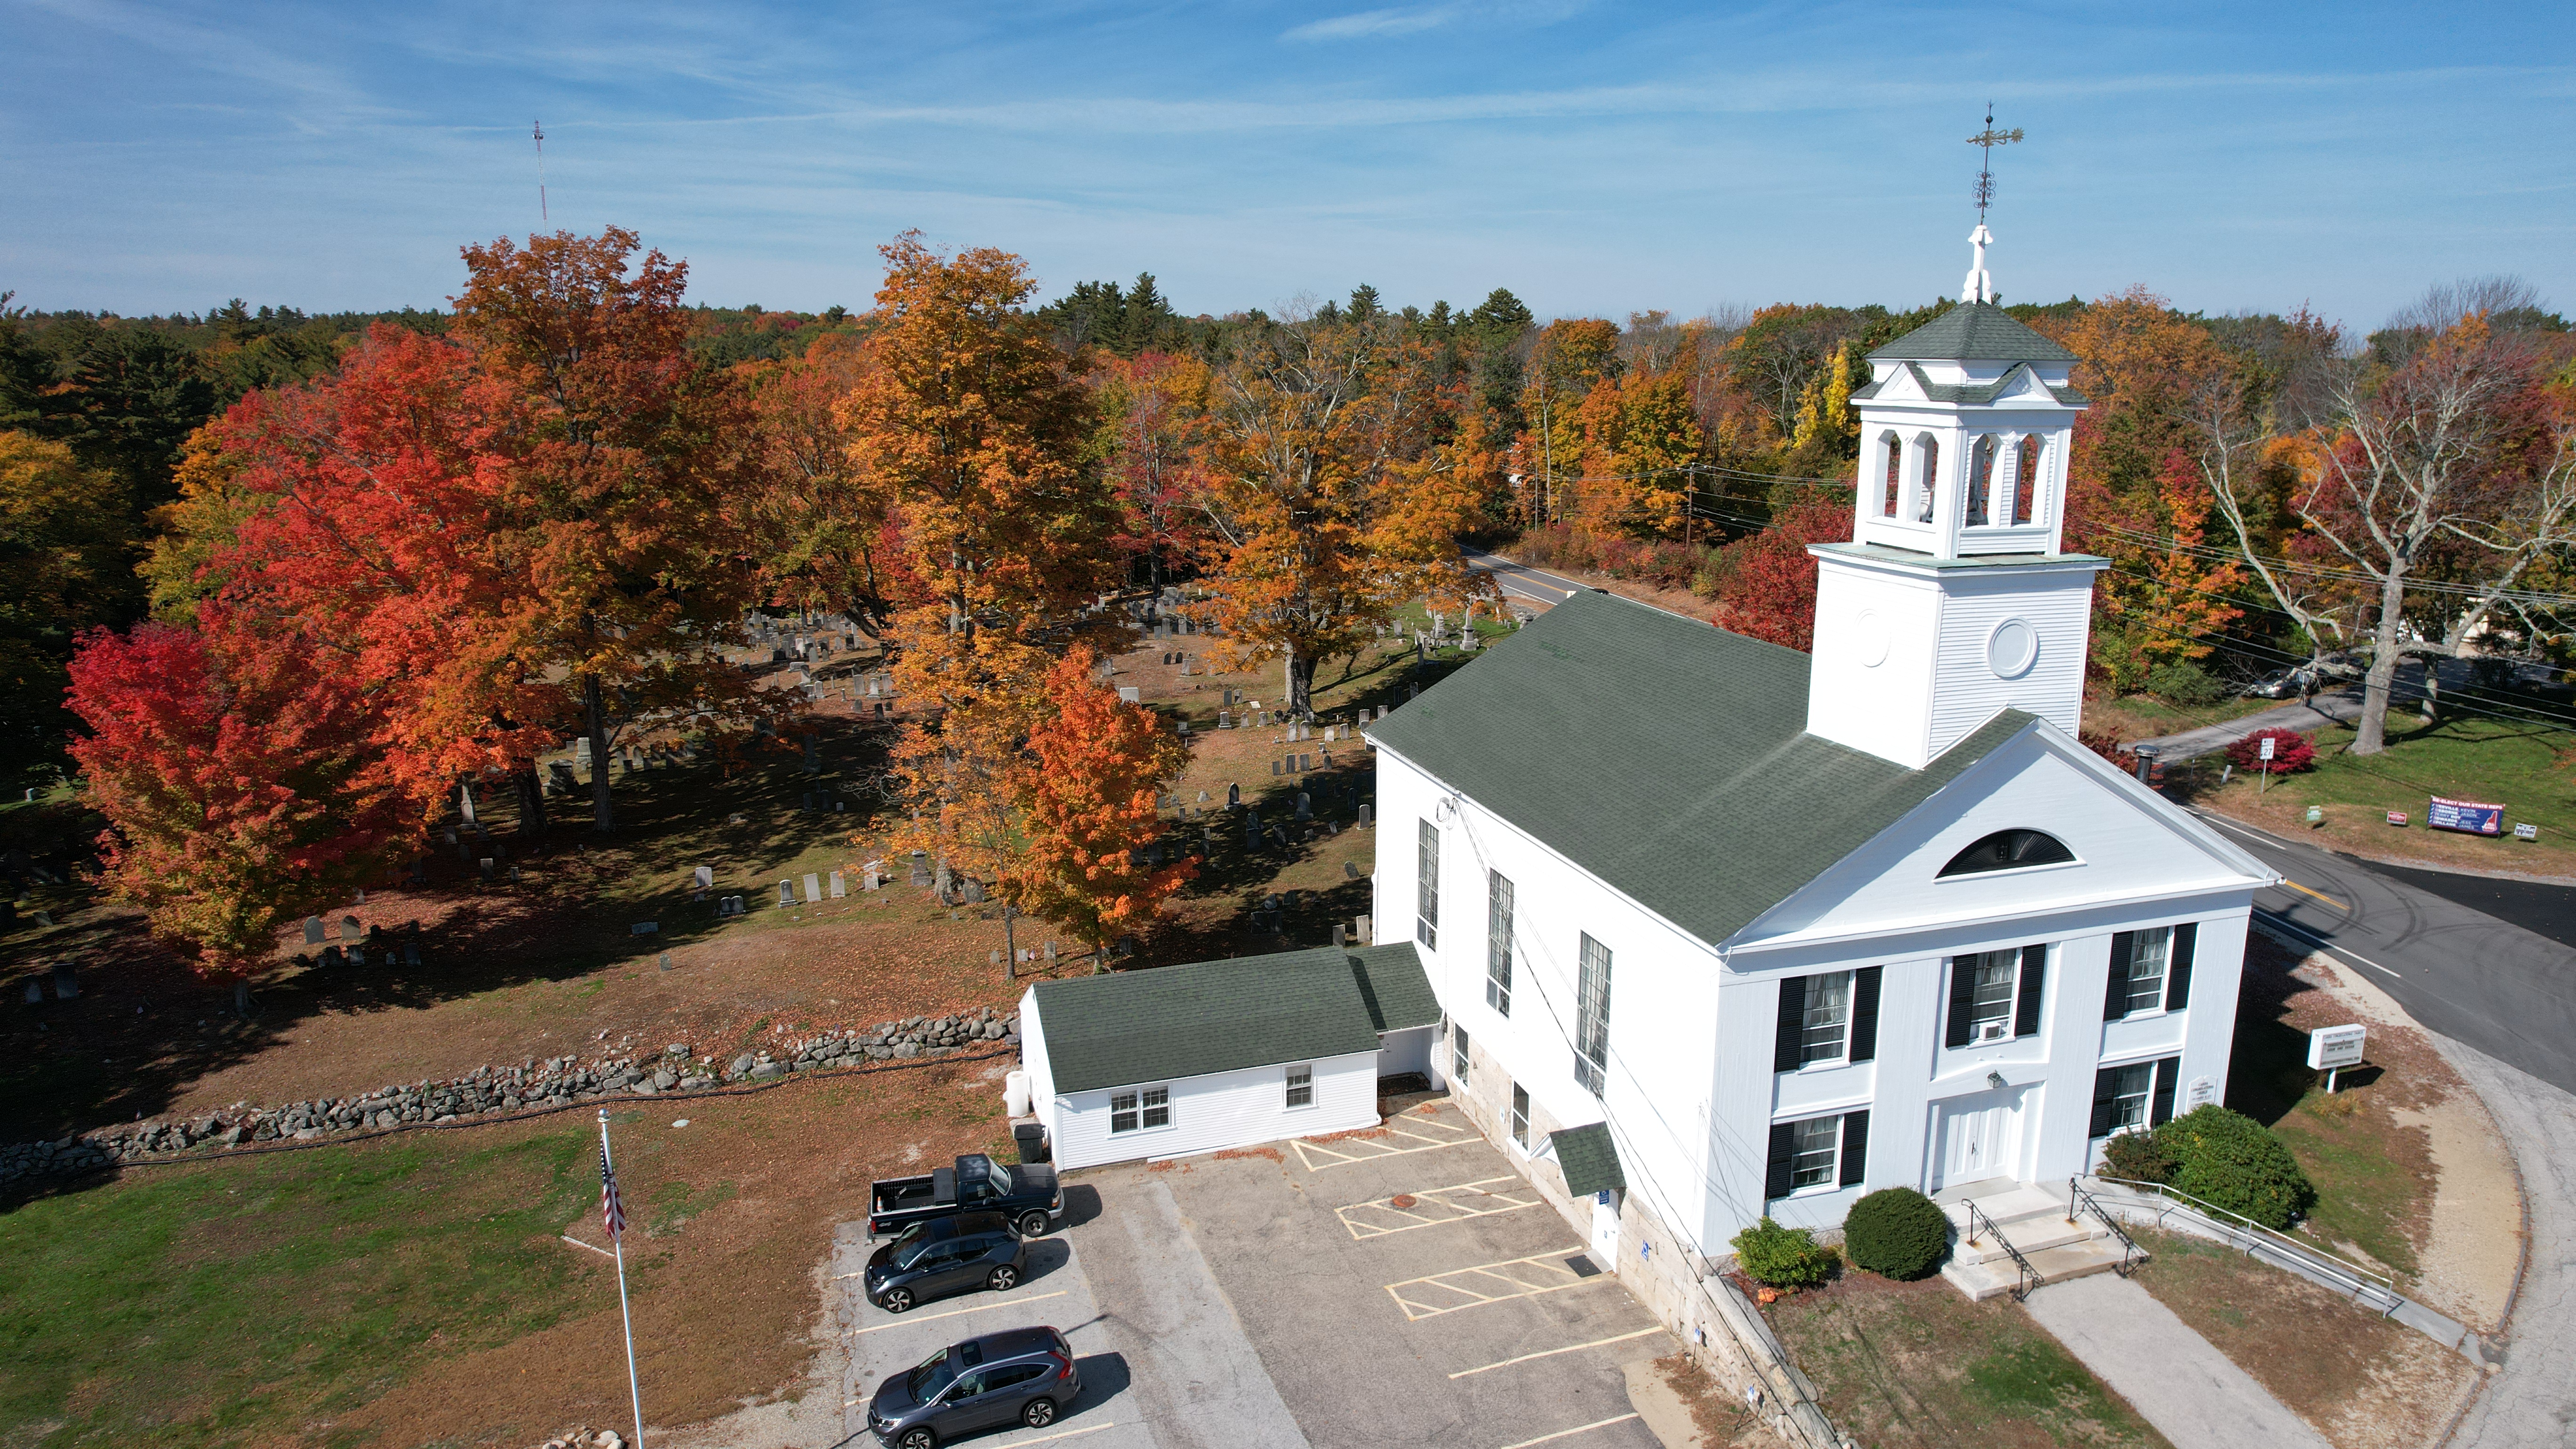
[1938,829,2076,878]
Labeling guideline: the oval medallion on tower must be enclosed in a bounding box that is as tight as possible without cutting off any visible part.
[1987,618,2039,678]
[1854,609,1890,668]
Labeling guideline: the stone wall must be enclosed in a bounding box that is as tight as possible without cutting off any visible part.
[0,1006,1017,1191]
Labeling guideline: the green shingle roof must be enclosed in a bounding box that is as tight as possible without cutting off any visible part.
[1369,591,2035,948]
[1867,301,2076,364]
[1030,944,1429,1093]
[1550,1123,1626,1197]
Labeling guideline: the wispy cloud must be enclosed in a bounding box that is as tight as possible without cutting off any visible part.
[1283,5,1462,42]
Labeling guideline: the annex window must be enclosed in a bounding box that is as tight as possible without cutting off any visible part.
[2091,1056,2180,1138]
[1485,869,1515,1015]
[1509,1082,1530,1148]
[1574,933,1612,1096]
[1915,434,1940,523]
[1415,818,1441,950]
[1285,1063,1314,1110]
[1772,967,1882,1072]
[1967,435,1998,526]
[1945,944,2046,1047]
[1111,1084,1171,1135]
[1453,1024,1471,1083]
[1765,1109,1870,1199]
[1938,829,2075,878]
[2104,924,2197,1020]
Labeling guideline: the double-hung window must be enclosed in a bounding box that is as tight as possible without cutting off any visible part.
[1966,951,2017,1039]
[1764,1109,1871,1199]
[1452,1024,1471,1083]
[1945,944,2046,1047]
[1415,819,1441,950]
[1110,1084,1171,1135]
[2105,1063,2154,1132]
[1772,967,1883,1072]
[1801,971,1852,1065]
[2090,1056,2180,1138]
[1485,870,1514,1015]
[1509,1082,1530,1148]
[1788,1116,1842,1189]
[1284,1063,1313,1109]
[2104,924,2196,1021]
[1573,934,1612,1096]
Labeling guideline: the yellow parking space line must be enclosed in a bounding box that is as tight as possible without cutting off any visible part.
[1492,1413,1641,1449]
[2283,878,2349,912]
[851,1289,1069,1335]
[1449,1327,1664,1379]
[1336,1177,1544,1240]
[1291,1130,1477,1172]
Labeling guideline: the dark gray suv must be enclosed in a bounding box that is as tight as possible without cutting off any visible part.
[864,1212,1027,1313]
[867,1327,1081,1447]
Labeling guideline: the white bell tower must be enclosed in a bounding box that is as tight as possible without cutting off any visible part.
[1802,228,2105,770]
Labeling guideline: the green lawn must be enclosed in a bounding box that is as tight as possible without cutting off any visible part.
[2196,713,2576,871]
[0,1130,597,1447]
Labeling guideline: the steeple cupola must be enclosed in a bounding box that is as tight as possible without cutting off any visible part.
[1802,224,2106,771]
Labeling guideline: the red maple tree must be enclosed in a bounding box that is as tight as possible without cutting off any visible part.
[1707,499,1853,651]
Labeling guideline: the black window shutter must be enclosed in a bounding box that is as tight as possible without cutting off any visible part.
[1764,1121,1795,1200]
[2104,931,2135,1021]
[1944,959,1976,1048]
[1772,975,1807,1074]
[2150,1056,2180,1126]
[1849,967,1883,1063]
[2088,1068,2118,1138]
[2013,944,2047,1038]
[1838,1110,1870,1187]
[2165,924,2197,1011]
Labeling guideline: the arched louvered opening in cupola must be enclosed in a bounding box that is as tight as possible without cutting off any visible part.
[1938,829,2075,878]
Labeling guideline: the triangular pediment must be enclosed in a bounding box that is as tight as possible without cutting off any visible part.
[1871,363,1930,402]
[1723,717,2273,962]
[1994,362,2057,403]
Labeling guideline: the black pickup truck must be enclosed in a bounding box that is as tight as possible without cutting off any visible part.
[869,1154,1062,1239]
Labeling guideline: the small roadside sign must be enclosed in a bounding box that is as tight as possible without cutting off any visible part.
[2308,1024,2367,1091]
[2259,737,2276,761]
[2516,822,2540,841]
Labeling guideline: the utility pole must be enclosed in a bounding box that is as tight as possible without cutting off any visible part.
[534,119,549,222]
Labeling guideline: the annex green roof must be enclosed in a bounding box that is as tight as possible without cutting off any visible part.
[1550,1123,1626,1197]
[1867,301,2076,364]
[1030,943,1432,1093]
[1368,590,2035,949]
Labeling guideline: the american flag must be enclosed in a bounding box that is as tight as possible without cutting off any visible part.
[599,1139,627,1240]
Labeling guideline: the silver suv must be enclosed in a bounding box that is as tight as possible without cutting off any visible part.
[867,1326,1081,1448]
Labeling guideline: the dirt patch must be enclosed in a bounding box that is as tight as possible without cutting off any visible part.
[2128,1226,2479,1449]
[1763,1272,2170,1449]
[1211,1145,1283,1162]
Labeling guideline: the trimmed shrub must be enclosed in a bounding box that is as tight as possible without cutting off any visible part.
[1731,1216,1836,1290]
[2224,727,2318,774]
[1841,1187,1950,1280]
[2099,1128,2177,1185]
[2147,660,2226,707]
[2154,1105,2315,1230]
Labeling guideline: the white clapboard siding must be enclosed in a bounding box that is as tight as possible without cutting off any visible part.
[1046,1050,1378,1170]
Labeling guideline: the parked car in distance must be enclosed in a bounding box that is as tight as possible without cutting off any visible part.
[865,1212,1028,1313]
[869,1153,1061,1240]
[868,1326,1081,1448]
[2241,665,2319,700]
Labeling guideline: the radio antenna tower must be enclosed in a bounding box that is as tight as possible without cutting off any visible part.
[533,119,549,222]
[1966,103,2022,225]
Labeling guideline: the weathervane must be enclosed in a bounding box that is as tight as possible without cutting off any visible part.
[1961,105,2022,304]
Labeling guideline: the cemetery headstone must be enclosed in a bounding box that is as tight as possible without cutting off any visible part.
[305,916,326,945]
[829,870,846,898]
[52,962,78,999]
[693,865,715,893]
[963,877,987,904]
[777,879,795,907]
[1296,793,1312,820]
[24,980,42,1005]
[402,939,421,966]
[1358,803,1373,828]
[479,856,495,880]
[341,913,362,939]
[803,872,823,904]
[321,946,344,967]
[1228,783,1241,806]
[1344,861,1361,879]
[1117,686,1141,704]
[631,921,659,936]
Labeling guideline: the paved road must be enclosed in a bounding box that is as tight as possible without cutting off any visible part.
[2132,690,2363,761]
[2191,808,2576,1097]
[1461,546,1590,609]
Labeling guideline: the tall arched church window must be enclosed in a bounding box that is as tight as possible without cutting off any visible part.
[1938,829,2076,877]
[1880,434,1902,517]
[2014,435,2043,525]
[1967,435,1998,527]
[1915,435,1940,524]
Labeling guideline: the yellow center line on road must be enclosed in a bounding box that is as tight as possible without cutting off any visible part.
[1449,1327,1665,1379]
[1490,1412,1642,1449]
[2282,878,2350,911]
[850,1289,1069,1335]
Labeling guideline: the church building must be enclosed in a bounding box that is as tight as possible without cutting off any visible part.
[1367,240,2277,1297]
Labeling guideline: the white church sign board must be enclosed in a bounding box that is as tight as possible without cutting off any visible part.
[2308,1024,2367,1091]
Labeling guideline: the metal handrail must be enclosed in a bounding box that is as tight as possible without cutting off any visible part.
[2092,1175,2401,1306]
[2069,1177,2143,1276]
[1963,1199,2041,1301]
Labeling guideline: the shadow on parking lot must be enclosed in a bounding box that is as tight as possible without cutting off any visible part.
[1068,1352,1130,1416]
[1055,1183,1107,1232]
[1019,1238,1075,1284]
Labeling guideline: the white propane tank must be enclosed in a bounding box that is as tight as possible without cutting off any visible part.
[1005,1070,1031,1118]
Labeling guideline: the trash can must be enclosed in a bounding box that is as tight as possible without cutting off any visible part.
[1005,1070,1031,1117]
[1013,1122,1050,1165]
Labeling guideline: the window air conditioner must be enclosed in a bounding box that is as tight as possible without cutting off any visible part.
[1973,1020,2009,1044]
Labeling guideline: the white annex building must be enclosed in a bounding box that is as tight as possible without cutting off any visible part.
[1368,254,2277,1298]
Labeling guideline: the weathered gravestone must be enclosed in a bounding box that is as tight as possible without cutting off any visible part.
[305,916,326,945]
[829,870,846,898]
[693,865,715,894]
[803,873,822,904]
[777,879,795,907]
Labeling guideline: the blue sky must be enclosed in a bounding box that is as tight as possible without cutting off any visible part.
[4,1,2569,332]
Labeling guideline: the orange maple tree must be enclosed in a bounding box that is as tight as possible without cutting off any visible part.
[1008,648,1195,956]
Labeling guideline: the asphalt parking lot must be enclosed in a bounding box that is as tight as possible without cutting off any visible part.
[1159,1097,1673,1449]
[824,1097,1671,1449]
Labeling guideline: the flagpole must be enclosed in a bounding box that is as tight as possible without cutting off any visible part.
[599,1109,646,1449]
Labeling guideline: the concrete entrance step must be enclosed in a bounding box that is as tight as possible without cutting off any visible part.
[1939,1183,2143,1301]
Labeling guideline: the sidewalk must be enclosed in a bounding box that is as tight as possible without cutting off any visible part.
[2023,1273,2330,1449]
[2128,689,2362,761]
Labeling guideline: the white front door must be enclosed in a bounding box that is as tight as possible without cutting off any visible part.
[1590,1191,1622,1264]
[1935,1089,2024,1190]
